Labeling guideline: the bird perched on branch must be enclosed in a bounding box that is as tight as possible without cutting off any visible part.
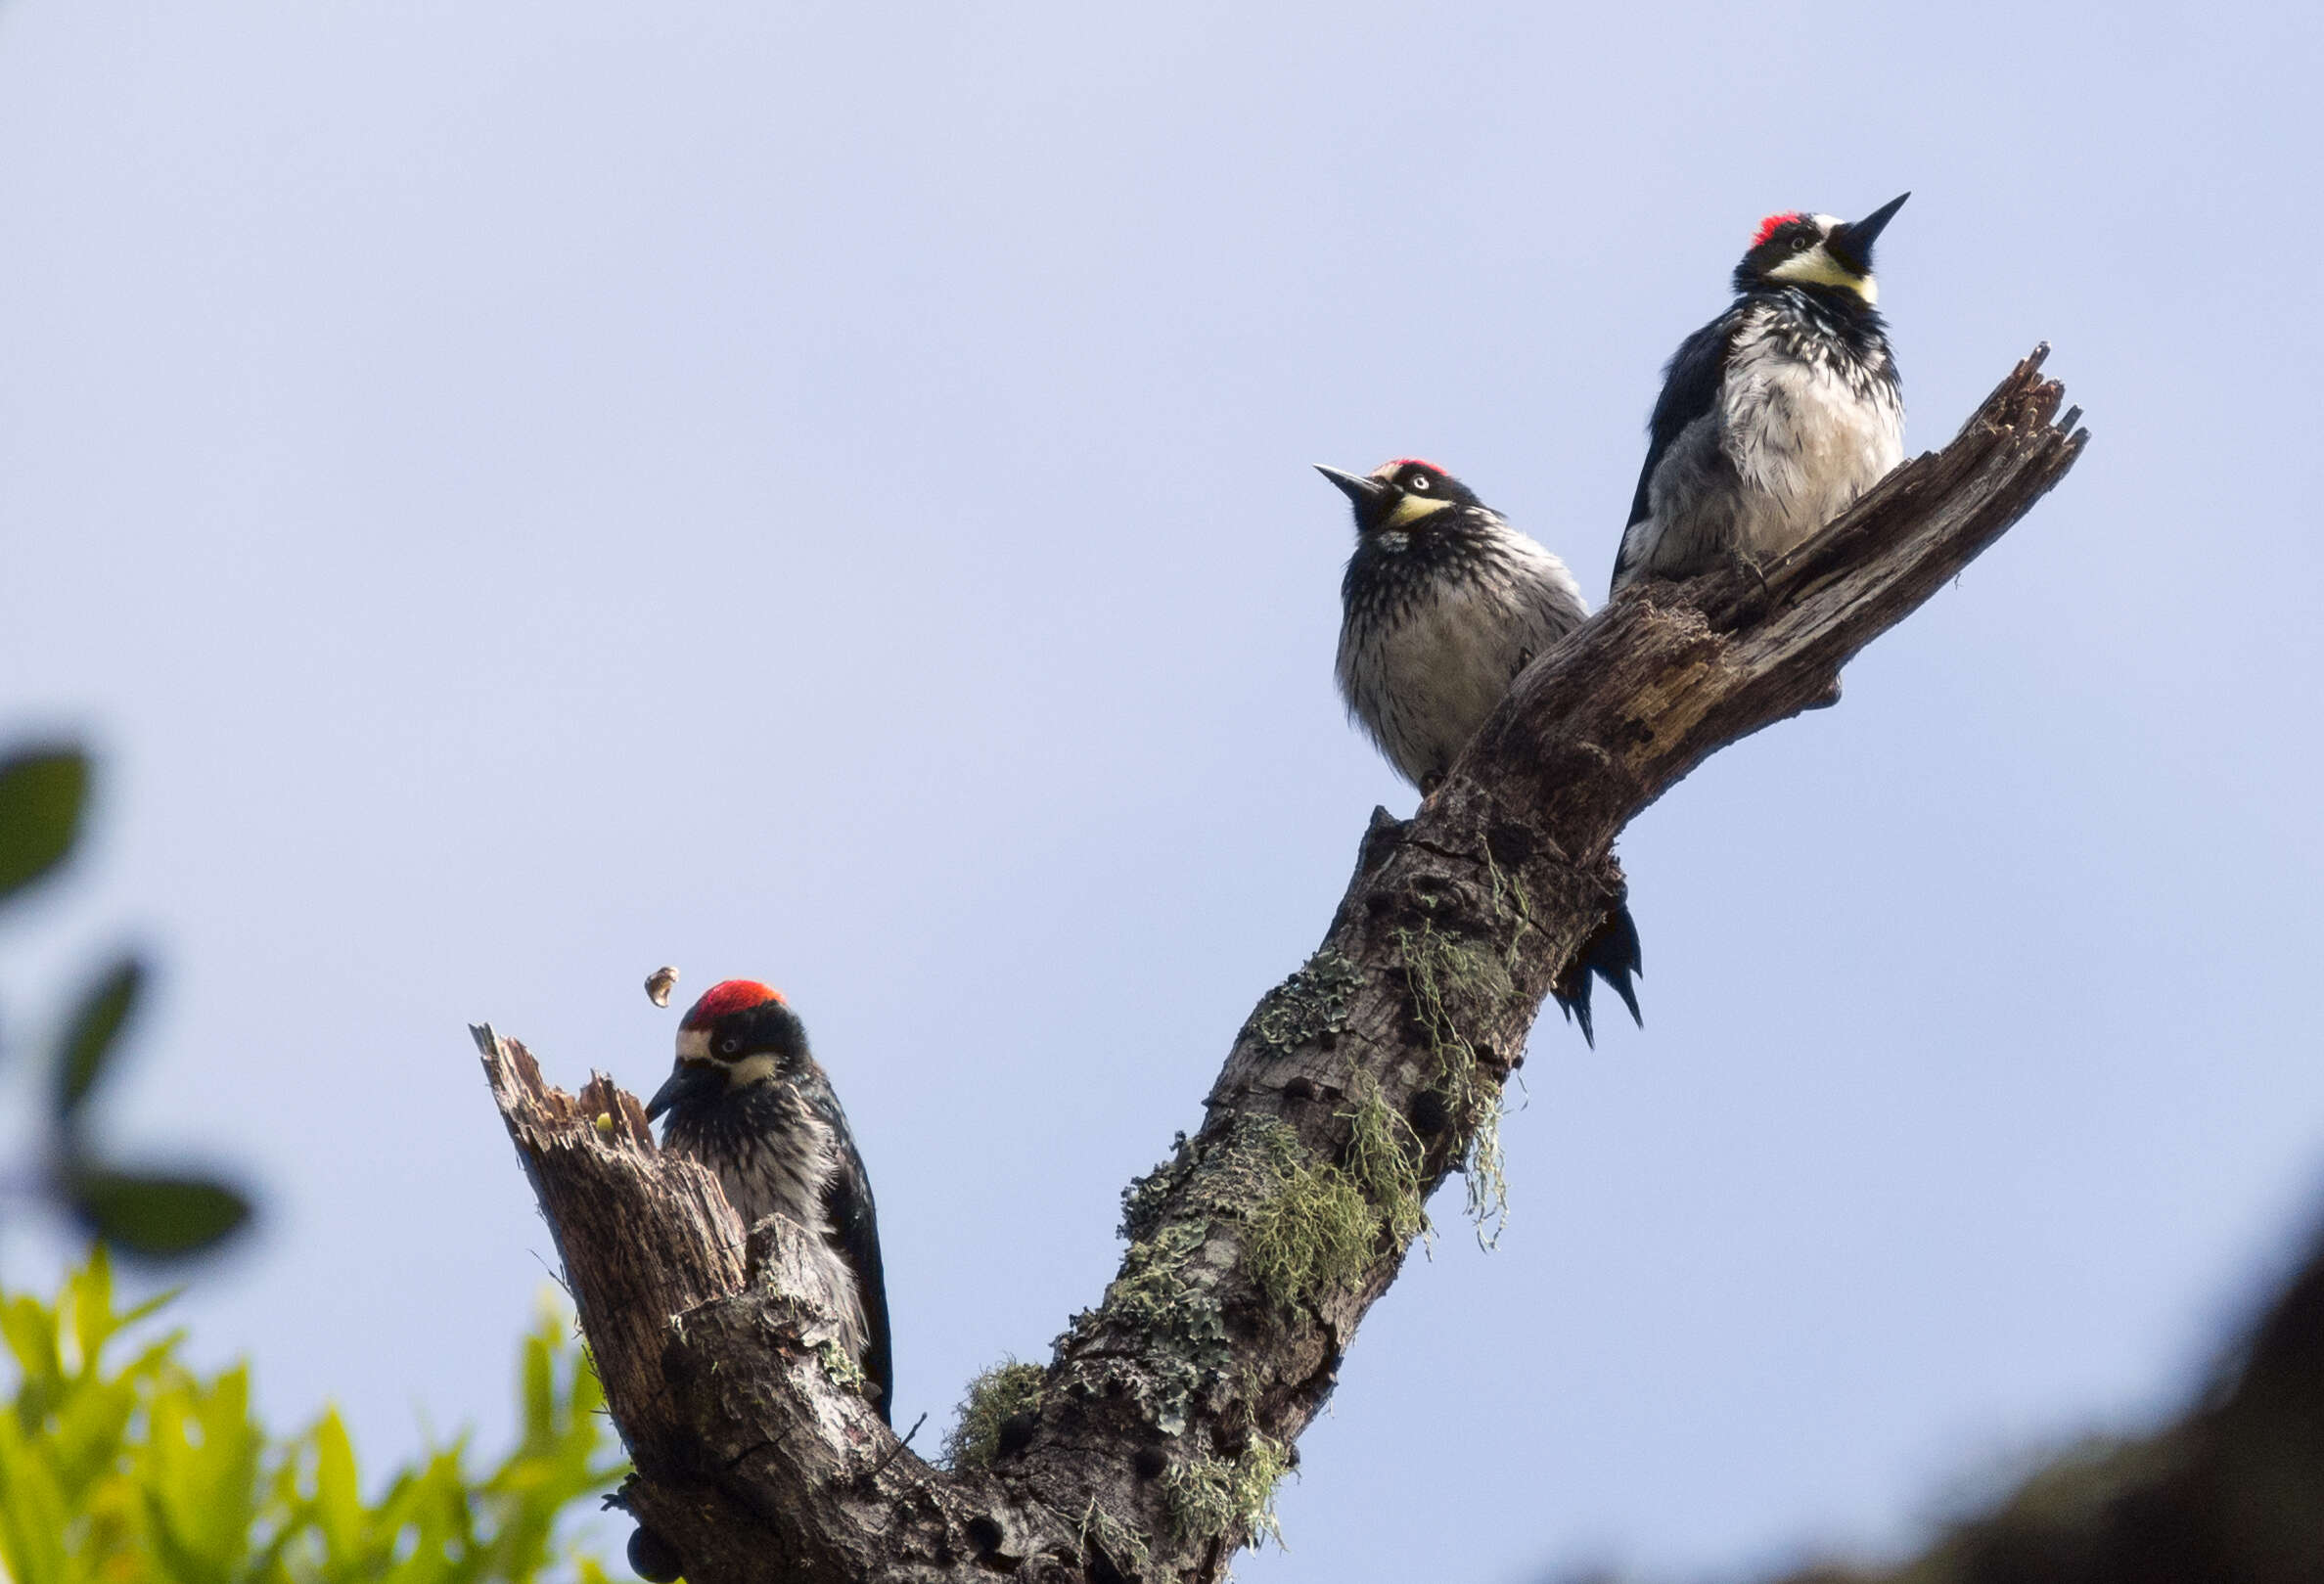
[648,979,892,1421]
[1613,193,1910,593]
[1320,458,1642,1045]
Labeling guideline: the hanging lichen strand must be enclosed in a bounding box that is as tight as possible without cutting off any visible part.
[1396,918,1520,1244]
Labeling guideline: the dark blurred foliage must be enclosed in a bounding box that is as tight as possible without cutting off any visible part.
[1,740,252,1259]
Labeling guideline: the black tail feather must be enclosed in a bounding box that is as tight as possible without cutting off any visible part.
[1552,900,1645,1047]
[1590,900,1645,1028]
[1552,982,1597,1049]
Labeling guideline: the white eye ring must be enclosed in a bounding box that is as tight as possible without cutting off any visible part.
[718,1037,741,1056]
[1408,475,1431,490]
[1791,234,1813,251]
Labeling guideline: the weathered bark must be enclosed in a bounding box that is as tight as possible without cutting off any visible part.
[478,348,2086,1584]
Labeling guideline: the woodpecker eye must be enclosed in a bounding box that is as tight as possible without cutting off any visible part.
[1407,474,1431,491]
[1790,234,1813,252]
[717,1036,741,1057]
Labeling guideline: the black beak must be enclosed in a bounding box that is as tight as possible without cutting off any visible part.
[1314,464,1388,508]
[646,1061,721,1122]
[1828,191,1909,274]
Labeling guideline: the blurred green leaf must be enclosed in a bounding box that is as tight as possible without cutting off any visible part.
[54,955,144,1121]
[310,1407,361,1560]
[0,747,89,903]
[522,1324,555,1445]
[0,1415,70,1584]
[68,1169,252,1258]
[2,1292,63,1402]
[142,1363,262,1583]
[65,1244,115,1374]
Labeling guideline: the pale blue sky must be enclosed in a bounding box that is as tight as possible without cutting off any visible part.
[2,2,2319,1579]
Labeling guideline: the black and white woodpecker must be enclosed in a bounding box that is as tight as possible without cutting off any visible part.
[1613,194,1910,592]
[1320,458,1643,1045]
[648,979,893,1422]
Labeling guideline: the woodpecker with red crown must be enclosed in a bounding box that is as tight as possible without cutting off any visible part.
[1319,457,1642,1045]
[648,979,892,1421]
[1614,194,1910,592]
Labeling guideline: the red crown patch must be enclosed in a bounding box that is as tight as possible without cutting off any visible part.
[1752,211,1805,249]
[680,979,786,1027]
[1384,457,1445,475]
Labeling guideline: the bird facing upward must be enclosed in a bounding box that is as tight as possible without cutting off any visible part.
[648,979,893,1422]
[1614,193,1909,593]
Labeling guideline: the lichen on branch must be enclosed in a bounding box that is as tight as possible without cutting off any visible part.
[1396,918,1517,1242]
[1162,1430,1293,1551]
[944,1359,1047,1471]
[1240,1123,1378,1311]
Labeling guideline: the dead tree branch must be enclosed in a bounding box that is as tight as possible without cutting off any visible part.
[478,347,2086,1584]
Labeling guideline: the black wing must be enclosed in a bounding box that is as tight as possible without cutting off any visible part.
[821,1127,894,1425]
[1614,312,1737,587]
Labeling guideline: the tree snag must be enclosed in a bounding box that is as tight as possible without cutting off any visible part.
[478,348,2087,1583]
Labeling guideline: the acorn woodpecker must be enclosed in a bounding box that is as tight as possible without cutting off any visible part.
[1613,193,1910,593]
[1322,458,1642,1045]
[648,979,893,1422]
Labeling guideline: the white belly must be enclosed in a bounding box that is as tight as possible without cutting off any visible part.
[1721,338,1904,557]
[1339,578,1534,786]
[1617,317,1904,588]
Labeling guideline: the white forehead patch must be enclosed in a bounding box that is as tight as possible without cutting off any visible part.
[676,1026,710,1062]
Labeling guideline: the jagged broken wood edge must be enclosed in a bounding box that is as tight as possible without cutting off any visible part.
[476,1024,1065,1580]
[476,347,2085,1584]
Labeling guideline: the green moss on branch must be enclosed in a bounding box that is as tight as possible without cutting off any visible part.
[1162,1433,1293,1550]
[1240,1124,1376,1311]
[1396,921,1516,1245]
[1341,1077,1430,1247]
[942,1359,1046,1471]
